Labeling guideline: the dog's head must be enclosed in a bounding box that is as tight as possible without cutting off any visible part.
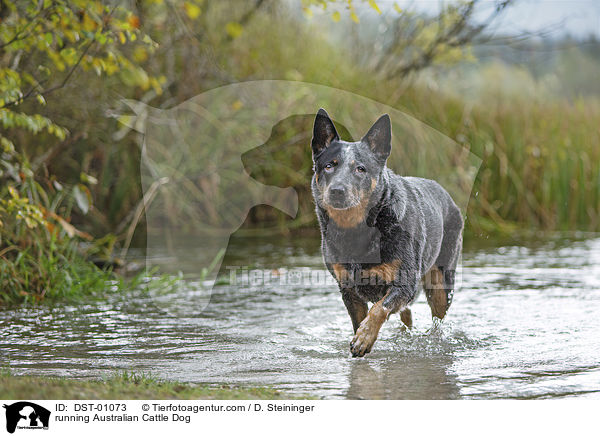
[311,109,391,212]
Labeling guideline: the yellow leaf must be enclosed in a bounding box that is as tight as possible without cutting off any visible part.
[25,216,37,229]
[128,15,141,29]
[302,7,313,18]
[231,100,243,111]
[8,186,18,199]
[225,22,243,39]
[368,0,381,14]
[82,13,97,32]
[350,11,359,23]
[393,3,402,13]
[184,2,201,20]
[56,216,76,237]
[48,211,93,240]
[133,46,148,62]
[119,32,126,44]
[332,11,341,22]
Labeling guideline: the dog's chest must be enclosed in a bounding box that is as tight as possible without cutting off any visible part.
[322,224,382,264]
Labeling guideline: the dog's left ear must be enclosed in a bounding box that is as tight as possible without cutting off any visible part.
[362,114,391,161]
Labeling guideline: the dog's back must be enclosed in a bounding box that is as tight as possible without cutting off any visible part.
[385,171,463,275]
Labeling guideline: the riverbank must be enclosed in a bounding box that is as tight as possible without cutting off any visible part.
[0,372,301,400]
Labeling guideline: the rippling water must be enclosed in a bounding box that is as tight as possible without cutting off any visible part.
[2,234,600,399]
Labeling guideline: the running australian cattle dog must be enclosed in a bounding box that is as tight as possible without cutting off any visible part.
[310,109,463,357]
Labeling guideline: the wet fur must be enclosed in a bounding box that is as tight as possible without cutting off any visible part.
[310,109,464,357]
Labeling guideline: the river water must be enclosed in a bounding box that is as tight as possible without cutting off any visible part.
[1,233,600,399]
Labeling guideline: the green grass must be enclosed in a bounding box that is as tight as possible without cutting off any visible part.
[0,249,179,307]
[0,371,304,400]
[1,252,108,305]
[0,233,183,307]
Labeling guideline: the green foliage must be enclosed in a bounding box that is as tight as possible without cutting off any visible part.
[0,0,167,302]
[0,0,164,152]
[0,160,107,303]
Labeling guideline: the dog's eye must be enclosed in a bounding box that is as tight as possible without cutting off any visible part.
[356,166,366,173]
[324,162,336,172]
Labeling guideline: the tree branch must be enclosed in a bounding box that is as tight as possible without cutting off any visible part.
[380,0,513,79]
[0,5,117,109]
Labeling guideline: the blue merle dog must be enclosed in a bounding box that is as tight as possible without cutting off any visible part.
[311,109,463,357]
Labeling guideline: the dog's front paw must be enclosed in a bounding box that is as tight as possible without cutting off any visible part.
[350,324,377,357]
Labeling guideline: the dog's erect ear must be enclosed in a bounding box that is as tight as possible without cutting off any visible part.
[311,108,339,158]
[362,114,391,161]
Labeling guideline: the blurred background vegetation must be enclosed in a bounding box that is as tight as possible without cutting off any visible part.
[1,0,599,302]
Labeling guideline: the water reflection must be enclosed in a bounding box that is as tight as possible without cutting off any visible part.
[347,353,459,400]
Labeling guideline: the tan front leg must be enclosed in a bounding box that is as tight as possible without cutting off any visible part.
[350,296,391,357]
[400,307,413,329]
[423,266,449,320]
[342,292,368,333]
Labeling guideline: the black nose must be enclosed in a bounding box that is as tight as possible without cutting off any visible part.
[329,186,346,200]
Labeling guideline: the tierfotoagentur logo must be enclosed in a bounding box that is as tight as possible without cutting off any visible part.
[3,402,50,434]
